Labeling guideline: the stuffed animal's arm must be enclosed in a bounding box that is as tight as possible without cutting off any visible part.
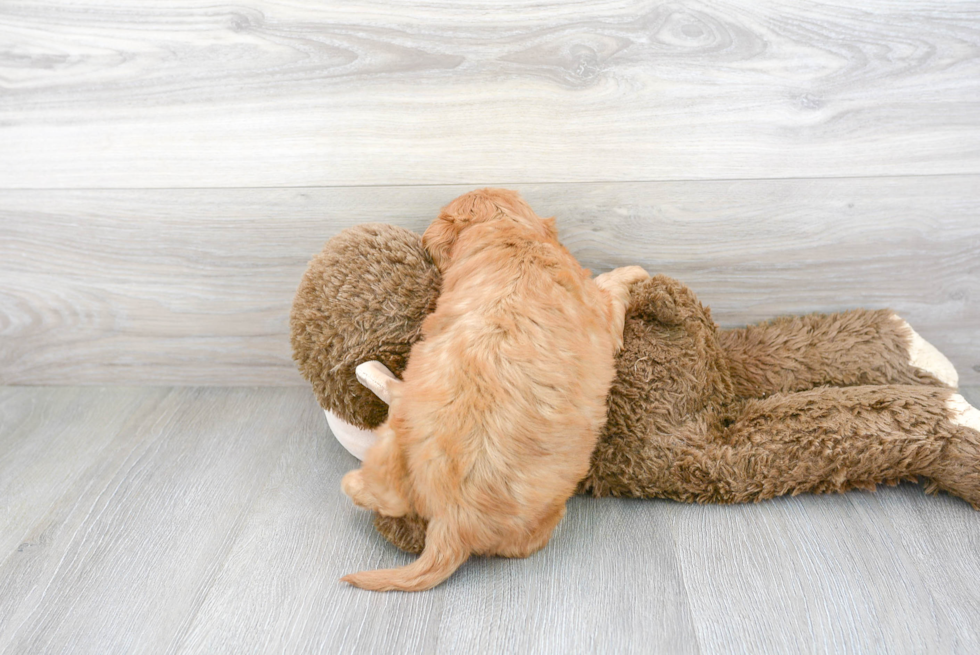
[355,361,401,404]
[717,309,958,398]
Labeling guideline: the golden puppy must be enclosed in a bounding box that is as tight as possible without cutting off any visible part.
[341,189,648,591]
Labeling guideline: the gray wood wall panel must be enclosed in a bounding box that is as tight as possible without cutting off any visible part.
[2,386,979,653]
[2,0,979,188]
[2,176,978,385]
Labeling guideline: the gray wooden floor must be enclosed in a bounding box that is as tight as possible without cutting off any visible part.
[1,385,979,654]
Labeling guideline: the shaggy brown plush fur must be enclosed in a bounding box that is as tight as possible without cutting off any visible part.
[578,276,969,504]
[719,309,944,397]
[291,224,440,429]
[290,211,980,557]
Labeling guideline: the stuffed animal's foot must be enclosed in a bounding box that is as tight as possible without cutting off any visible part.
[892,314,959,388]
[719,309,959,398]
[948,394,980,433]
[374,513,428,554]
[931,393,980,509]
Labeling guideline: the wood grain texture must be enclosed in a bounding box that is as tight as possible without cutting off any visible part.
[2,176,978,385]
[1,0,979,188]
[677,491,952,653]
[1,386,979,653]
[0,387,305,654]
[0,387,168,564]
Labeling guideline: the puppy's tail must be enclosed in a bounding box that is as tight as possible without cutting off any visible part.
[341,517,468,592]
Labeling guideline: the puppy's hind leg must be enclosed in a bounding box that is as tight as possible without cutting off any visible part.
[594,266,650,351]
[341,424,410,517]
[496,502,567,559]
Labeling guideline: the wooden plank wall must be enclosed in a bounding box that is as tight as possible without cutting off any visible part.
[1,1,978,385]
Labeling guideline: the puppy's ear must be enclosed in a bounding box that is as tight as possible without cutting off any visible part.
[422,216,458,271]
[424,191,500,270]
[542,217,558,240]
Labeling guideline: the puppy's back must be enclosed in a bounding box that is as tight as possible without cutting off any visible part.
[395,220,617,552]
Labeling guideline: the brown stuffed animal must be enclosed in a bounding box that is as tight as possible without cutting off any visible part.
[291,204,980,556]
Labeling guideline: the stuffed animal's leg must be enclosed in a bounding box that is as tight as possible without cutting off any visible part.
[594,266,650,351]
[924,394,980,508]
[639,385,980,509]
[718,309,958,398]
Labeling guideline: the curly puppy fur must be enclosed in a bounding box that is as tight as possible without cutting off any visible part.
[337,189,648,591]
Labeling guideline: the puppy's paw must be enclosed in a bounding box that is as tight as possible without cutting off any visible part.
[596,266,650,353]
[616,265,651,287]
[594,266,649,294]
[341,470,374,509]
[342,469,410,517]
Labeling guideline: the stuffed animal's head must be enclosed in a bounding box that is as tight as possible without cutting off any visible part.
[290,223,440,437]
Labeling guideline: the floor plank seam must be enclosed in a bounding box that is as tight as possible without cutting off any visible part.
[2,170,979,193]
